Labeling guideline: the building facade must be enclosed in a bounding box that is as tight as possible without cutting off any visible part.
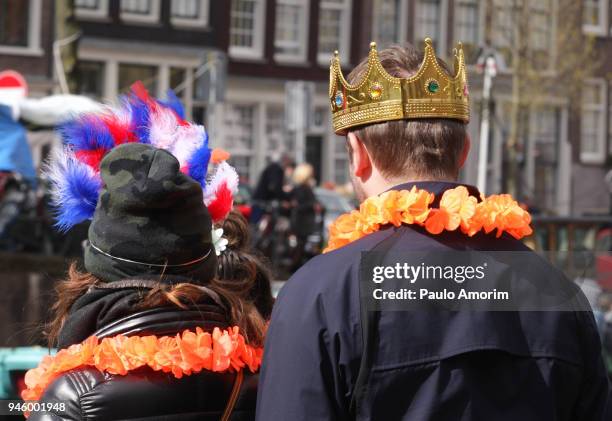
[217,0,611,217]
[46,0,612,216]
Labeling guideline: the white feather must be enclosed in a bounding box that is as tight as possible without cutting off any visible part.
[149,107,180,150]
[171,124,205,167]
[44,146,98,207]
[204,161,239,205]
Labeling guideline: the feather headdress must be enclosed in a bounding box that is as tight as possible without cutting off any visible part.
[48,82,238,231]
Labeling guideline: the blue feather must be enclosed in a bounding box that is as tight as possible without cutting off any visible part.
[158,90,185,119]
[59,116,115,151]
[52,157,101,232]
[187,131,211,187]
[129,97,151,144]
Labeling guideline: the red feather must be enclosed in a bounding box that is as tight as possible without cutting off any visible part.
[75,149,107,172]
[131,81,158,112]
[101,115,134,145]
[207,182,233,223]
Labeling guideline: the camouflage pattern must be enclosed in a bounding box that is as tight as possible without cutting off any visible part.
[84,143,217,283]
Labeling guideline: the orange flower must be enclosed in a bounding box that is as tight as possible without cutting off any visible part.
[398,187,434,225]
[94,336,130,375]
[180,328,213,372]
[477,194,532,239]
[426,186,477,235]
[21,327,262,415]
[212,327,233,372]
[211,148,231,163]
[122,335,157,369]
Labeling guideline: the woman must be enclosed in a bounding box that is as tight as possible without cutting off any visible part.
[24,86,270,420]
[289,163,318,271]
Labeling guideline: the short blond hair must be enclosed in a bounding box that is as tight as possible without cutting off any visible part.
[293,163,314,185]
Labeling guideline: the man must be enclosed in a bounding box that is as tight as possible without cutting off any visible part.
[250,152,295,224]
[257,40,611,420]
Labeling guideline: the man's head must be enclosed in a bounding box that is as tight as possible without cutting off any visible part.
[344,44,470,201]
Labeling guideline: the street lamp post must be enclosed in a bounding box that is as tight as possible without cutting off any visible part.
[477,55,497,195]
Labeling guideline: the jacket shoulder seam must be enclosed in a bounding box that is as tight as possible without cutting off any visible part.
[64,371,92,421]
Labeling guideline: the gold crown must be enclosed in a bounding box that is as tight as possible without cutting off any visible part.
[329,38,470,134]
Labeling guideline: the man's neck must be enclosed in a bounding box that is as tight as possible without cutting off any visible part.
[365,175,457,198]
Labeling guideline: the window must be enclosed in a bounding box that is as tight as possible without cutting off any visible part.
[312,106,328,131]
[120,0,160,23]
[0,0,28,47]
[530,107,560,212]
[118,63,158,94]
[171,0,209,28]
[275,0,308,62]
[76,61,105,100]
[169,66,188,111]
[0,0,41,54]
[415,0,442,49]
[224,104,257,179]
[583,0,608,35]
[371,0,405,48]
[229,0,266,59]
[530,0,552,69]
[75,0,100,7]
[266,105,294,156]
[492,0,514,67]
[75,0,108,19]
[318,0,351,64]
[454,0,479,61]
[333,135,349,184]
[581,80,607,163]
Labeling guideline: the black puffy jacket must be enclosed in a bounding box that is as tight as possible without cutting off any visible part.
[30,290,258,421]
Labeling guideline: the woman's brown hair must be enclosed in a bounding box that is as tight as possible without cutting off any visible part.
[216,210,274,320]
[46,211,273,348]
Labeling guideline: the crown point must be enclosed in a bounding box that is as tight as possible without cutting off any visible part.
[424,38,433,46]
[370,41,377,50]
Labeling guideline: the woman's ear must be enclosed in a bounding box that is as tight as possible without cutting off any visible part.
[347,132,372,179]
[458,135,471,170]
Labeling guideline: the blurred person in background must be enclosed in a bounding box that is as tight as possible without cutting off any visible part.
[601,293,612,377]
[24,87,267,420]
[289,163,318,271]
[595,293,612,337]
[250,152,294,224]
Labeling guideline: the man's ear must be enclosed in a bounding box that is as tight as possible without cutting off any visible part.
[347,132,372,179]
[458,135,471,170]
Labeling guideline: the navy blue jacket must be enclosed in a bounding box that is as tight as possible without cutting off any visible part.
[256,182,611,421]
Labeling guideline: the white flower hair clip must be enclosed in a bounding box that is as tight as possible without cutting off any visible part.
[212,226,229,256]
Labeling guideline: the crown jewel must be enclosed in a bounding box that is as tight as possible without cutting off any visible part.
[329,38,470,134]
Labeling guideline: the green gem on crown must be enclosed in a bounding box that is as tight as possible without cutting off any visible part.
[427,80,439,93]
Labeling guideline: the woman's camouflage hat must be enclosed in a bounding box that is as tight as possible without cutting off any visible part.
[47,83,239,283]
[84,143,217,282]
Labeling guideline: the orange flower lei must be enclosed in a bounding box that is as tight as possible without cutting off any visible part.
[22,326,262,406]
[324,186,532,253]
